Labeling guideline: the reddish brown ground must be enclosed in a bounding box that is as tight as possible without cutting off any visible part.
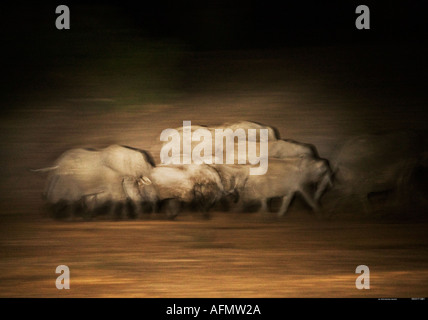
[0,212,427,298]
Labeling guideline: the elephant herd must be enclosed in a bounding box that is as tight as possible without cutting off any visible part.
[34,121,428,220]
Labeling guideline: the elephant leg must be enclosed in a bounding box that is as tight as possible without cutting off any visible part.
[51,200,72,220]
[137,201,152,216]
[232,197,245,213]
[126,199,138,219]
[98,200,114,219]
[165,199,181,220]
[278,193,294,217]
[114,201,125,220]
[300,189,320,212]
[80,195,96,221]
[76,199,92,221]
[258,198,269,213]
[151,201,159,214]
[315,173,332,202]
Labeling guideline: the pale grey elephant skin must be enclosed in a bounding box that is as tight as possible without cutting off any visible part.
[268,139,319,159]
[149,163,224,219]
[211,157,332,216]
[242,157,333,216]
[38,145,156,219]
[330,130,428,214]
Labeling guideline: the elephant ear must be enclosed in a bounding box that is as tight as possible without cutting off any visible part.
[122,177,141,201]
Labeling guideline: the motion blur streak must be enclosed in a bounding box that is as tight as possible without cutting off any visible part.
[0,2,427,297]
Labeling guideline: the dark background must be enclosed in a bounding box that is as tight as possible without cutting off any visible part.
[1,1,427,109]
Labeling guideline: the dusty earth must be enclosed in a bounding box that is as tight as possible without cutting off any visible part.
[0,212,428,298]
[0,44,427,297]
